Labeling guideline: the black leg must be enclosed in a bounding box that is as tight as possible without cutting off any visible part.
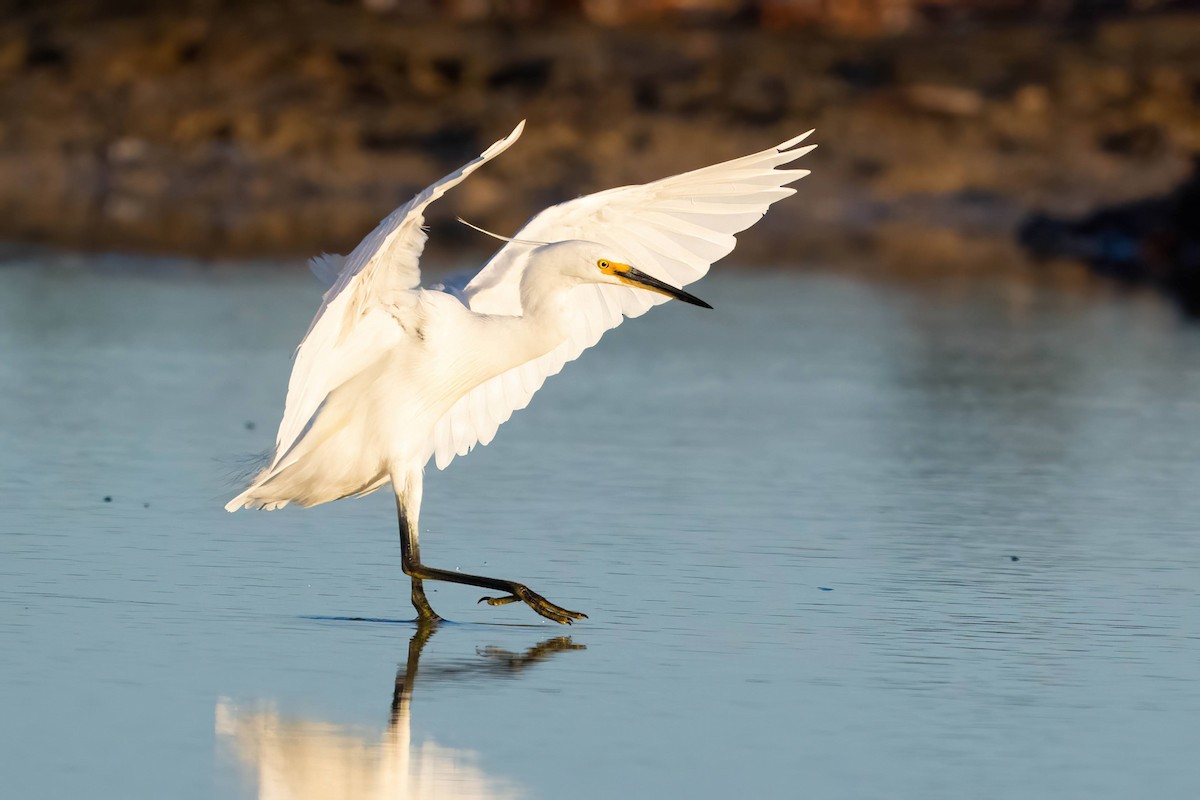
[409,577,441,623]
[395,495,586,625]
[396,498,443,624]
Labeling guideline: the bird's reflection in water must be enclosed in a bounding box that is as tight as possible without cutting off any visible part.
[217,623,583,799]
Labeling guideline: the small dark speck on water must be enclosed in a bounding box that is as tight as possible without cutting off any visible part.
[244,421,256,430]
[143,503,150,509]
[1011,555,1020,562]
[103,496,112,503]
[818,587,833,591]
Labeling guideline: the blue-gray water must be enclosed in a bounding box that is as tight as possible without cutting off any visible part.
[3,255,1200,798]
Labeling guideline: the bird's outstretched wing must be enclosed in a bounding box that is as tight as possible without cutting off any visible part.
[426,130,817,469]
[270,121,525,468]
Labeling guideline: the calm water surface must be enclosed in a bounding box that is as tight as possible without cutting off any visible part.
[2,254,1199,799]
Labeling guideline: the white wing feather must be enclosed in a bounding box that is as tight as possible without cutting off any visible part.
[269,121,526,468]
[427,130,817,469]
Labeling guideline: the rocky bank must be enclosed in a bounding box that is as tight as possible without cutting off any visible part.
[2,2,1199,267]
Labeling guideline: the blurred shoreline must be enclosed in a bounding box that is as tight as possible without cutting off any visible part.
[2,3,1198,266]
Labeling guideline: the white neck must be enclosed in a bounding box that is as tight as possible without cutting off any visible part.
[459,252,577,390]
[511,246,591,348]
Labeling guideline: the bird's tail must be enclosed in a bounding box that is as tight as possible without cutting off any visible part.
[225,456,311,511]
[224,450,282,511]
[225,461,388,512]
[225,371,392,513]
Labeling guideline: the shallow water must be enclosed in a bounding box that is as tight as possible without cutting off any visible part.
[3,254,1200,799]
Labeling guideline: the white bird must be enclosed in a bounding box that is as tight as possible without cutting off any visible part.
[227,120,816,624]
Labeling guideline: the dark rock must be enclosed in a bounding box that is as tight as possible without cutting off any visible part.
[487,58,552,92]
[334,48,368,69]
[25,42,69,69]
[633,79,661,112]
[177,41,203,64]
[729,75,788,125]
[349,77,389,104]
[431,57,463,85]
[1098,124,1166,159]
[1019,157,1200,313]
[831,56,894,90]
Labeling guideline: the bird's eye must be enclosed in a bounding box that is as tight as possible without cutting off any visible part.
[598,260,609,269]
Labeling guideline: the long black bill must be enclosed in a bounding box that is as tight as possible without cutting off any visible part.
[623,267,713,309]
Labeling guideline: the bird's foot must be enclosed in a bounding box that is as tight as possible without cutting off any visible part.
[411,582,444,624]
[414,607,444,625]
[479,584,588,625]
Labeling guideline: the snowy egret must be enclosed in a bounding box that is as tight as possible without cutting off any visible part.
[227,120,815,624]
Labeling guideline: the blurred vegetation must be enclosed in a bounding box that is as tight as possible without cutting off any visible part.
[0,0,1198,272]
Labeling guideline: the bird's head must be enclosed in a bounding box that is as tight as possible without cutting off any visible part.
[548,240,711,309]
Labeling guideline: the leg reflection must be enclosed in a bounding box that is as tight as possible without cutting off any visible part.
[391,619,585,725]
[219,622,585,800]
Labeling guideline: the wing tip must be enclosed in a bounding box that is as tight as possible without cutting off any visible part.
[781,169,812,184]
[482,119,526,159]
[778,129,816,152]
[501,119,526,146]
